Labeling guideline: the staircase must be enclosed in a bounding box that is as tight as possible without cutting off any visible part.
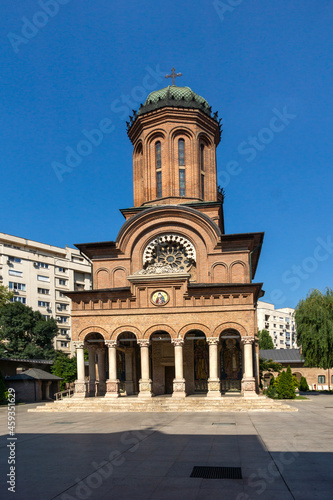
[28,395,297,413]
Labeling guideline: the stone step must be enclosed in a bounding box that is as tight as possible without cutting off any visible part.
[29,396,297,413]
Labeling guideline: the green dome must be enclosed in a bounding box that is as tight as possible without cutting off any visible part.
[137,85,212,117]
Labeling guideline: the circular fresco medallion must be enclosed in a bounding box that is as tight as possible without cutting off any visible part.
[151,290,169,306]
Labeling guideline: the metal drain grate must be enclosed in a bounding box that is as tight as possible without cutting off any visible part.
[190,466,242,479]
[212,422,236,425]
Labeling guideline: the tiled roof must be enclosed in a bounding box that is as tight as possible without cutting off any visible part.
[5,368,62,381]
[259,348,304,363]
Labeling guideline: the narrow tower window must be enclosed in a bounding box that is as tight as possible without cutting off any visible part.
[178,139,185,196]
[155,141,162,198]
[156,141,161,169]
[200,144,205,171]
[178,139,185,166]
[200,143,205,198]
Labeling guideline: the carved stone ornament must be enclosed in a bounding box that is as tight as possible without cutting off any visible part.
[137,339,150,348]
[142,234,196,271]
[208,380,220,392]
[242,380,256,392]
[73,341,85,349]
[173,381,186,392]
[207,337,219,346]
[171,338,185,347]
[135,262,185,275]
[241,336,254,345]
[139,381,152,392]
[105,340,117,348]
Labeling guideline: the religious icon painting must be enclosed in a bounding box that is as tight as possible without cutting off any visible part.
[151,290,169,306]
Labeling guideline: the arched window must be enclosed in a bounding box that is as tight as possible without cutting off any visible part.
[155,141,161,169]
[200,144,205,171]
[200,143,205,198]
[178,139,185,196]
[155,141,162,198]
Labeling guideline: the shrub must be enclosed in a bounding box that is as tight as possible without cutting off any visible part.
[275,366,297,399]
[299,376,309,392]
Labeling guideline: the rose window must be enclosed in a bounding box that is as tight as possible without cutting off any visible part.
[143,234,196,271]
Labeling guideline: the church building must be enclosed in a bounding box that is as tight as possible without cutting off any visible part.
[68,72,265,400]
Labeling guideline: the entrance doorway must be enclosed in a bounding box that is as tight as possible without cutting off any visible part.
[220,329,242,393]
[165,366,175,394]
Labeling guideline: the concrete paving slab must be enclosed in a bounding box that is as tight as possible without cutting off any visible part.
[0,394,333,499]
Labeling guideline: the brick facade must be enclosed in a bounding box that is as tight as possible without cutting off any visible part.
[67,85,265,399]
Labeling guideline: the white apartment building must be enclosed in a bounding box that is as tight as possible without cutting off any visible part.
[0,232,92,355]
[257,300,297,349]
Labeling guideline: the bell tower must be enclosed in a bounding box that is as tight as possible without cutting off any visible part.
[127,81,222,209]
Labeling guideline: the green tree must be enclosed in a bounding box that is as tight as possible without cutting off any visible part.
[275,366,298,399]
[299,376,309,392]
[0,285,14,308]
[295,288,333,369]
[51,351,77,390]
[0,302,57,359]
[259,358,282,388]
[258,329,274,350]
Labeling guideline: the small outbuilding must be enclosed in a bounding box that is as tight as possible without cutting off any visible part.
[5,368,62,402]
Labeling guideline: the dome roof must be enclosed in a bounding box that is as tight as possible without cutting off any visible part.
[137,85,212,117]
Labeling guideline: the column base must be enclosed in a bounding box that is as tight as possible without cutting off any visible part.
[138,379,153,398]
[73,380,87,398]
[172,379,186,398]
[105,379,120,398]
[241,378,258,398]
[207,379,221,398]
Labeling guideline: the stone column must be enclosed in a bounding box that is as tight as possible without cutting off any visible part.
[207,337,221,397]
[87,346,97,397]
[171,339,186,398]
[241,337,257,397]
[138,339,152,398]
[125,348,134,395]
[73,341,87,398]
[96,347,106,396]
[105,340,120,398]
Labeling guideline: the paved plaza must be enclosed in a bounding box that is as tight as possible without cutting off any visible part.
[1,395,333,500]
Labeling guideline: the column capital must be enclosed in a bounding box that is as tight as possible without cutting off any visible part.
[73,341,85,349]
[105,340,117,348]
[96,347,106,354]
[138,339,150,348]
[171,338,184,347]
[207,337,220,346]
[241,336,254,345]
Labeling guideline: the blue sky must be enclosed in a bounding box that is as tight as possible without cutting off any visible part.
[1,0,332,308]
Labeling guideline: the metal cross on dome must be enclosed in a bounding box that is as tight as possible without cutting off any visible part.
[165,67,182,86]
